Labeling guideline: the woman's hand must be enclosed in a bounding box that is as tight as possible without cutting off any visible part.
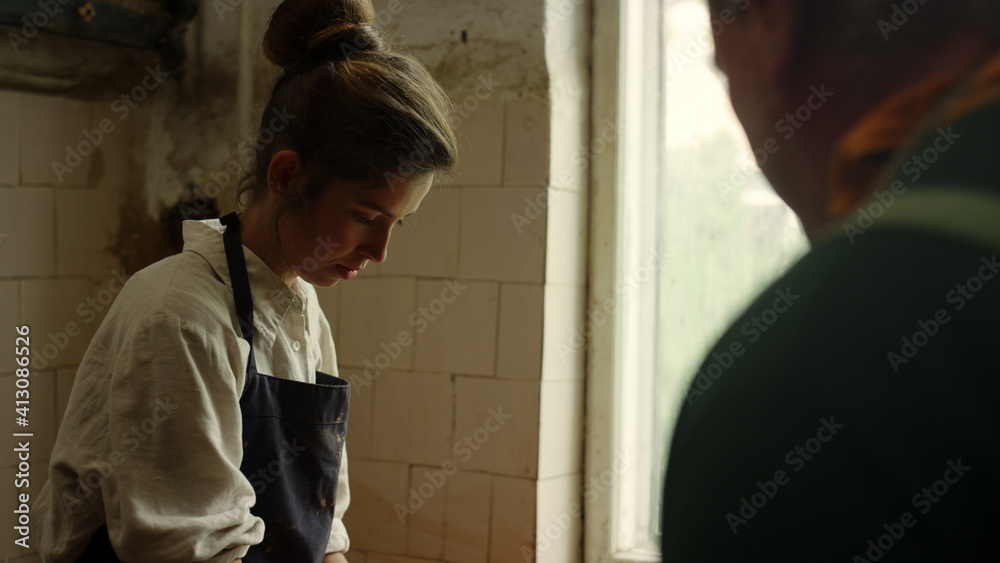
[323,553,348,563]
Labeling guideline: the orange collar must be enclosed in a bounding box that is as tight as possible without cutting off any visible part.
[828,52,1000,216]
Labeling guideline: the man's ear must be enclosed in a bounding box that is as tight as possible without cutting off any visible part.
[266,150,303,197]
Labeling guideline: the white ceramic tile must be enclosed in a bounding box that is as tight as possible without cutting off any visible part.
[340,367,373,459]
[20,94,93,187]
[0,91,19,186]
[412,280,497,376]
[315,282,342,344]
[372,371,453,465]
[444,470,491,563]
[503,100,550,187]
[343,460,409,555]
[496,283,543,380]
[544,188,586,286]
[0,187,55,277]
[541,285,586,382]
[459,187,546,283]
[448,101,504,187]
[490,475,536,561]
[0,282,18,371]
[453,377,538,477]
[535,474,583,563]
[21,279,93,370]
[336,277,416,370]
[537,379,584,480]
[56,189,121,276]
[379,186,461,278]
[405,465,446,559]
[56,366,77,427]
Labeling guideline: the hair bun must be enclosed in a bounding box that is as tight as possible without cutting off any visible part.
[305,23,385,65]
[263,0,386,72]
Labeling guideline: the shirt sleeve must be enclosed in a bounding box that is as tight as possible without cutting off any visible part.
[102,313,264,562]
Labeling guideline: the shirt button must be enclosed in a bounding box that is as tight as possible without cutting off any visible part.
[291,340,302,352]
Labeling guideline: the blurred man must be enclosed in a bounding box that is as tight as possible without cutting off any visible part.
[662,0,1000,560]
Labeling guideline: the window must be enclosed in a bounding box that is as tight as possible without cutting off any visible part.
[585,0,808,560]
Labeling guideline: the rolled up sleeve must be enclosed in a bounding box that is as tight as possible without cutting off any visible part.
[102,313,263,562]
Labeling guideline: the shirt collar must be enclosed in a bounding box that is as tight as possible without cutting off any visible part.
[828,51,1000,217]
[182,218,308,345]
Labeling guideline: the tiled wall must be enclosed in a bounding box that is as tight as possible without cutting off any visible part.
[327,0,591,558]
[0,90,133,563]
[317,95,588,562]
[0,0,591,561]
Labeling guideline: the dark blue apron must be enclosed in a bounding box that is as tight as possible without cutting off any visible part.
[221,211,350,562]
[77,212,350,562]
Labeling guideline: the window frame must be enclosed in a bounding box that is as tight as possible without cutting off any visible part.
[584,0,666,561]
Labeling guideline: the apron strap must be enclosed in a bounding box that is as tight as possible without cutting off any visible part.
[219,212,257,375]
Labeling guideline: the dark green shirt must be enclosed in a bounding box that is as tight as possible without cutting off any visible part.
[661,101,1000,561]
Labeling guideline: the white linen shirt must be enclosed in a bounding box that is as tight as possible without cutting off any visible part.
[34,218,350,562]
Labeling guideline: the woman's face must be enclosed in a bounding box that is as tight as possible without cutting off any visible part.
[279,173,434,287]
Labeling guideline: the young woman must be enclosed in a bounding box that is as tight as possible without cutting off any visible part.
[34,0,457,560]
